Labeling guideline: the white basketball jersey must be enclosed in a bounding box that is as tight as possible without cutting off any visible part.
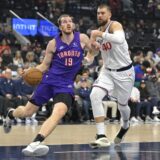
[97,21,132,69]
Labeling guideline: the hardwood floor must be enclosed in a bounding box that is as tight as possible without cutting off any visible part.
[1,123,160,146]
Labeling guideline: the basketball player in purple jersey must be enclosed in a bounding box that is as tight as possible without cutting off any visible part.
[3,14,94,156]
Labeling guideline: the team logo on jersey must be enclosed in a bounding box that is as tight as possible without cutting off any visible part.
[128,73,132,76]
[59,45,64,50]
[67,84,73,88]
[72,42,78,48]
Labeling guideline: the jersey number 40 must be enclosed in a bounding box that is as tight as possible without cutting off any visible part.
[102,42,112,51]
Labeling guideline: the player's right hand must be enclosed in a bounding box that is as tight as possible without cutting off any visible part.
[19,68,30,77]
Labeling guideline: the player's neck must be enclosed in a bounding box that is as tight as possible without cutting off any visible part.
[61,32,74,45]
[100,20,111,32]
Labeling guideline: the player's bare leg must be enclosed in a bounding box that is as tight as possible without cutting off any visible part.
[38,102,67,137]
[3,102,38,133]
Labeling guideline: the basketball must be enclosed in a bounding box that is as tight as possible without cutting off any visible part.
[23,68,43,86]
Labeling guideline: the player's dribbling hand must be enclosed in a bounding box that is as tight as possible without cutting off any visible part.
[19,68,30,77]
[19,70,25,76]
[19,69,27,76]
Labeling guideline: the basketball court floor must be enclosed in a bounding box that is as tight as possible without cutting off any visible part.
[0,123,160,160]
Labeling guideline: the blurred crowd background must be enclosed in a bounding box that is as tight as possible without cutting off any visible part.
[0,0,160,125]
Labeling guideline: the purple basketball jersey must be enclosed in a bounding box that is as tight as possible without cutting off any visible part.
[31,32,84,106]
[42,32,84,87]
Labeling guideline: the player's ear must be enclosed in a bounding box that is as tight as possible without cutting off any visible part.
[108,11,112,19]
[59,26,62,31]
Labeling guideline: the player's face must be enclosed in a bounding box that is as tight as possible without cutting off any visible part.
[5,71,12,79]
[60,17,74,34]
[97,7,111,26]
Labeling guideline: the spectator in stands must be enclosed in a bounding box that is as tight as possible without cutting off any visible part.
[103,96,118,123]
[1,48,13,68]
[152,47,160,64]
[0,37,11,56]
[74,74,81,90]
[39,55,44,64]
[24,51,37,68]
[129,86,140,123]
[125,27,134,40]
[156,62,160,78]
[77,69,93,89]
[78,79,92,122]
[16,78,37,124]
[108,0,121,16]
[13,50,24,67]
[33,44,43,63]
[121,0,134,13]
[16,78,34,105]
[133,50,144,65]
[21,45,29,62]
[146,68,160,121]
[74,75,83,122]
[134,60,151,87]
[144,51,154,63]
[0,68,22,116]
[152,22,159,38]
[154,1,160,18]
[13,66,23,80]
[137,80,153,123]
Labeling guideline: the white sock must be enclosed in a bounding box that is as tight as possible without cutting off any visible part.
[96,122,106,135]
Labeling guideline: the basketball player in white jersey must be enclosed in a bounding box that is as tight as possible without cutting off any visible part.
[88,4,135,148]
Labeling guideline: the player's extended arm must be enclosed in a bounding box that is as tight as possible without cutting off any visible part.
[91,21,125,44]
[36,39,56,73]
[80,34,98,65]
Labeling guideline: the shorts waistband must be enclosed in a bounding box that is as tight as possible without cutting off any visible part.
[106,63,133,72]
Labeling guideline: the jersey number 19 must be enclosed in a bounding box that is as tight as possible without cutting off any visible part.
[65,58,73,66]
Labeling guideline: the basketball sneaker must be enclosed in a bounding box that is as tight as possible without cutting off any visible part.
[3,108,15,133]
[154,116,160,122]
[152,106,160,115]
[114,126,130,145]
[89,134,111,149]
[22,141,49,157]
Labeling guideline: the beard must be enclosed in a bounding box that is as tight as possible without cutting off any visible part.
[63,29,73,35]
[63,31,72,35]
[97,19,108,27]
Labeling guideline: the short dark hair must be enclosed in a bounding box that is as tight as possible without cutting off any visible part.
[98,4,111,12]
[142,60,151,68]
[57,14,73,26]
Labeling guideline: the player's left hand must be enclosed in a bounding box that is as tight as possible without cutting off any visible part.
[90,30,103,41]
